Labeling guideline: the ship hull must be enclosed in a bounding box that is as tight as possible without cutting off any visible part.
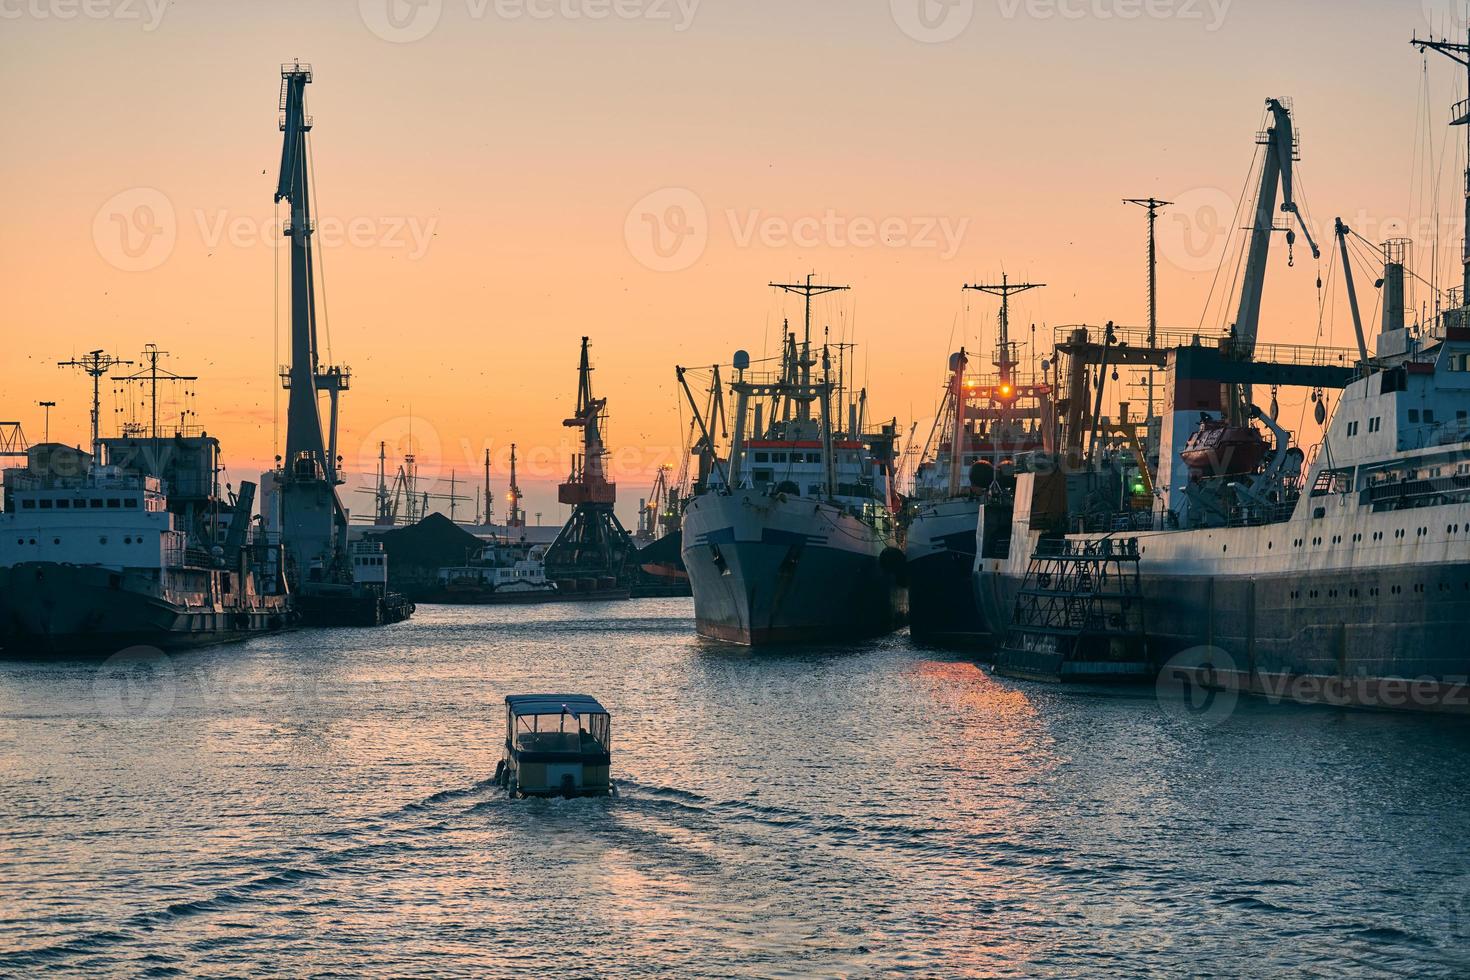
[0,563,292,657]
[297,587,414,627]
[975,555,1470,712]
[681,491,907,645]
[904,497,991,648]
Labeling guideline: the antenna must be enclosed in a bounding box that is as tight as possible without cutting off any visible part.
[963,275,1045,384]
[1412,28,1470,308]
[110,344,198,440]
[770,275,850,421]
[59,349,133,459]
[37,401,56,443]
[1124,197,1171,420]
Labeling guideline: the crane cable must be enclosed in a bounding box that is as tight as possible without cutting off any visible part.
[306,131,333,367]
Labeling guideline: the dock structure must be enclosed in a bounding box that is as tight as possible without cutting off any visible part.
[994,537,1150,683]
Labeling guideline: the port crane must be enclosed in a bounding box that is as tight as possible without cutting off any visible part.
[543,338,635,593]
[272,62,355,588]
[266,63,408,625]
[506,443,526,528]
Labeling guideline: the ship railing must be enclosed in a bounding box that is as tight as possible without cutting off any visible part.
[3,471,154,493]
[1404,419,1470,451]
[1052,325,1359,368]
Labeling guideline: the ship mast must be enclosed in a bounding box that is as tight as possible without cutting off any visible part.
[1412,30,1470,309]
[963,275,1044,386]
[964,276,1043,461]
[1123,198,1171,420]
[111,345,198,440]
[59,350,132,460]
[770,275,849,423]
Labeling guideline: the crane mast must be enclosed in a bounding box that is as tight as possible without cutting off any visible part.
[1228,98,1318,420]
[273,63,351,584]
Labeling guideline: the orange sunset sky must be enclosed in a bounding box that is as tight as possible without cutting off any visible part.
[3,0,1469,526]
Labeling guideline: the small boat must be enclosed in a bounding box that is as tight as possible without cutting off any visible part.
[433,545,561,604]
[494,694,614,798]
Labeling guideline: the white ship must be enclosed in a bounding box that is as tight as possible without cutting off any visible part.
[0,439,291,655]
[678,279,907,645]
[974,60,1470,710]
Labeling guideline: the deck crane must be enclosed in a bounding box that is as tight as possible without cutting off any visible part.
[1227,98,1319,421]
[1334,218,1371,365]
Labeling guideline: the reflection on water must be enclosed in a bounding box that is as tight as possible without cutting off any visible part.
[1,600,1469,977]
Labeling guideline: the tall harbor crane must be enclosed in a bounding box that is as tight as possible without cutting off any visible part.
[543,337,635,596]
[270,63,408,625]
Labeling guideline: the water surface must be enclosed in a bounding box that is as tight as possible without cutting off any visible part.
[2,600,1468,977]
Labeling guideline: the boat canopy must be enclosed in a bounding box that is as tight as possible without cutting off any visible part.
[504,694,608,717]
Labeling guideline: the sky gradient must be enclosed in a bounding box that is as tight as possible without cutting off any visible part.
[3,0,1468,525]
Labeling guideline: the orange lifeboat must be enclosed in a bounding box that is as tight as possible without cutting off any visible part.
[1179,417,1268,479]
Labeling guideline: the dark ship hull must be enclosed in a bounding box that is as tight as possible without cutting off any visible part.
[682,491,907,645]
[0,562,293,657]
[904,498,991,648]
[974,547,1470,713]
[296,585,414,627]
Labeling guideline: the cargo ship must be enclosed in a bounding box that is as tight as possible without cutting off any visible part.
[679,279,907,644]
[0,437,292,655]
[975,70,1470,711]
[905,282,1052,646]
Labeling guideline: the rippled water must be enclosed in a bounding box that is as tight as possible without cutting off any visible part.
[2,600,1469,977]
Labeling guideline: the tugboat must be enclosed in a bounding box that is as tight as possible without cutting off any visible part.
[678,278,907,645]
[0,436,293,655]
